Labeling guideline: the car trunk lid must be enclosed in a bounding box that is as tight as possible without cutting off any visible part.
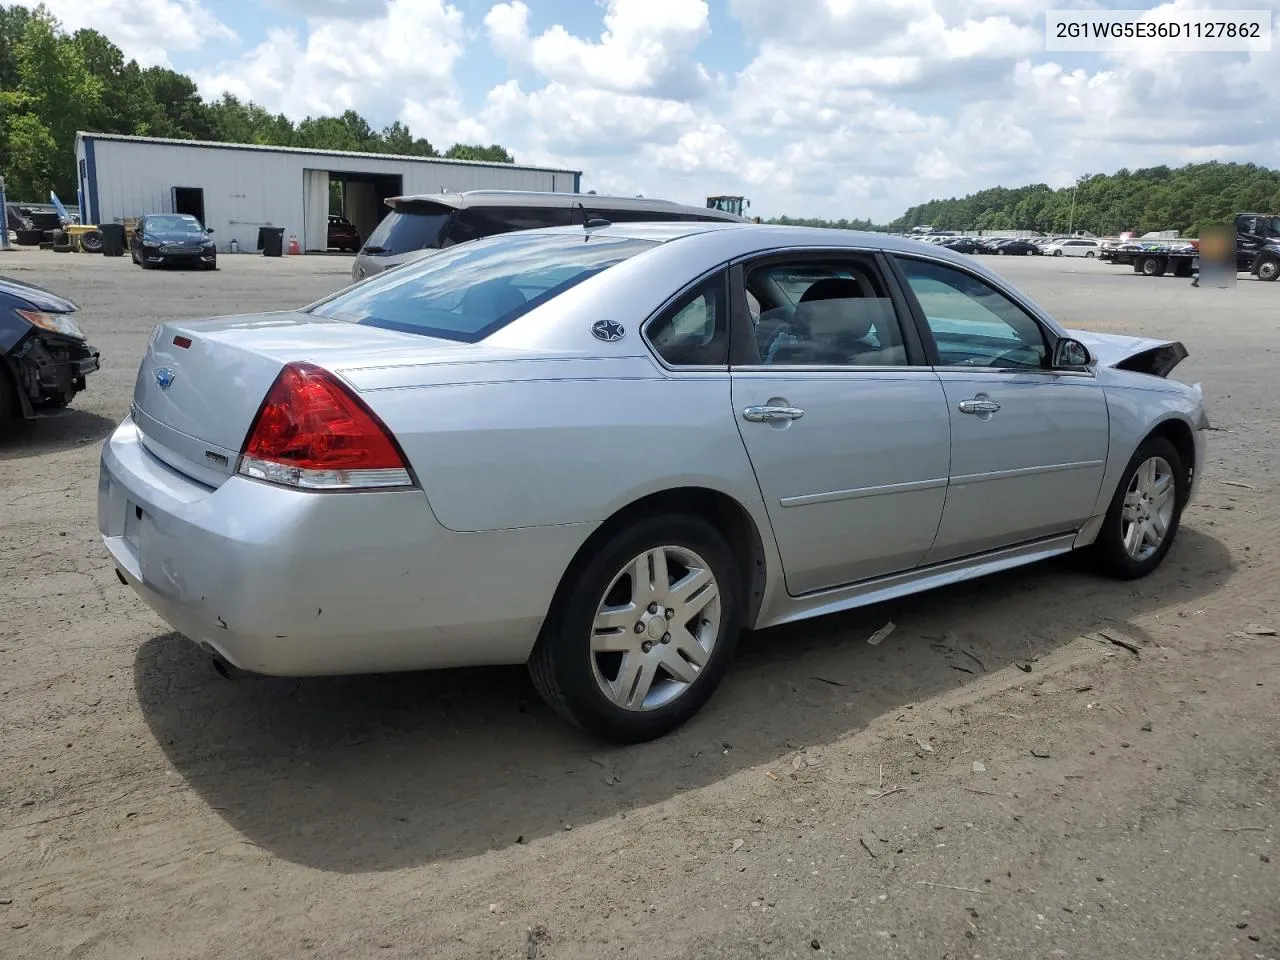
[130,311,485,486]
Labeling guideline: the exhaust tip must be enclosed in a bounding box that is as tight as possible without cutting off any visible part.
[202,644,252,681]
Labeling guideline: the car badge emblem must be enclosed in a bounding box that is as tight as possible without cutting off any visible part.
[155,367,175,390]
[591,319,625,342]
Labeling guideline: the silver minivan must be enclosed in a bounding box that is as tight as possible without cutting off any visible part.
[350,190,749,282]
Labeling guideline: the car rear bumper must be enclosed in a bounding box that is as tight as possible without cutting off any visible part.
[98,417,592,676]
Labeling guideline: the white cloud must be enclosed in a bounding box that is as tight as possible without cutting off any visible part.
[68,0,1280,223]
[485,0,714,98]
[195,0,466,141]
[41,0,235,67]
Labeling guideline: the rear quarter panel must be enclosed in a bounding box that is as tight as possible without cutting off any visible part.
[357,357,765,533]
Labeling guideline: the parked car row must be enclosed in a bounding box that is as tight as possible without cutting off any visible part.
[922,235,1104,258]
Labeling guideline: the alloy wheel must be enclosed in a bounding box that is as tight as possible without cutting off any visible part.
[589,545,721,711]
[1120,456,1176,561]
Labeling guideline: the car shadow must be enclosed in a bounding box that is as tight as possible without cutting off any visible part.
[134,526,1234,873]
[0,408,115,460]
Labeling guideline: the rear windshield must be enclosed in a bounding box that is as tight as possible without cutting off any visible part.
[310,231,657,342]
[362,208,452,256]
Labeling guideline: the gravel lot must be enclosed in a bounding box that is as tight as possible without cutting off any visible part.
[1,247,1277,960]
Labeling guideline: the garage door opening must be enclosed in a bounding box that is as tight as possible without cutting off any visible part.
[171,186,205,225]
[302,170,402,254]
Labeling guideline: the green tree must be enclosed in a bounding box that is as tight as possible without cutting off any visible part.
[444,143,514,163]
[0,3,32,90]
[1,111,57,198]
[380,120,435,156]
[2,7,102,198]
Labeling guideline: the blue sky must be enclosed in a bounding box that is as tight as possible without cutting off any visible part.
[35,0,1280,221]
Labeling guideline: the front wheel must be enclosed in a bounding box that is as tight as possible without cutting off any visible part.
[1257,258,1279,282]
[1053,249,1063,256]
[529,514,742,743]
[1092,436,1187,580]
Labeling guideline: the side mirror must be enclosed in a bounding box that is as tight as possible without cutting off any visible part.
[206,227,215,234]
[1053,337,1092,369]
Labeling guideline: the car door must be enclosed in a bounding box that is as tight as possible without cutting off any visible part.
[890,254,1110,564]
[728,251,952,596]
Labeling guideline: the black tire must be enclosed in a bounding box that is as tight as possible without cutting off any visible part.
[1257,258,1279,282]
[80,230,103,253]
[1085,250,1096,258]
[52,243,72,253]
[529,513,743,743]
[1141,256,1164,277]
[1053,248,1063,256]
[1092,435,1188,580]
[38,241,53,251]
[14,229,43,246]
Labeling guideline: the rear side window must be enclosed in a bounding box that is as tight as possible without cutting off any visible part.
[363,208,452,256]
[447,206,570,244]
[645,272,729,366]
[310,232,657,342]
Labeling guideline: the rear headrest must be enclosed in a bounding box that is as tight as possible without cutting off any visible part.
[798,277,864,303]
[794,296,887,340]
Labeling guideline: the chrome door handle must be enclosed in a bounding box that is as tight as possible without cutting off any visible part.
[742,405,805,423]
[958,397,1001,415]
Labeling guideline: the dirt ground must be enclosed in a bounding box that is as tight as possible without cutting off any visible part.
[1,247,1277,960]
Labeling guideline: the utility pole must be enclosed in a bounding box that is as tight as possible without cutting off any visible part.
[0,176,10,251]
[1068,184,1079,236]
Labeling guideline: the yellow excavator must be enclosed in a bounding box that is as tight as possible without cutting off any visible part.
[707,196,761,223]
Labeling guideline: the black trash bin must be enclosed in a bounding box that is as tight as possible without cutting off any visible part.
[257,226,285,258]
[98,223,126,256]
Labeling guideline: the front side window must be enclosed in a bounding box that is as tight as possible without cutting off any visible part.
[742,257,909,367]
[309,232,657,342]
[645,273,729,366]
[895,257,1048,369]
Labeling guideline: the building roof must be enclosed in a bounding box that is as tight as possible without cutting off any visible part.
[388,190,746,221]
[75,131,581,176]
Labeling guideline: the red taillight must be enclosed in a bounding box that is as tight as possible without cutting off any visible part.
[237,362,414,490]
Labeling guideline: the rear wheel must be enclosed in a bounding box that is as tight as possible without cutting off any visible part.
[1092,436,1187,580]
[1085,250,1096,258]
[529,514,742,743]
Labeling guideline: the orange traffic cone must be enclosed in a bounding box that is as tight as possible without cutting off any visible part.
[287,234,301,255]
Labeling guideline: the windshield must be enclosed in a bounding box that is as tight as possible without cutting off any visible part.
[147,215,203,231]
[362,208,452,255]
[1263,217,1280,239]
[311,231,657,342]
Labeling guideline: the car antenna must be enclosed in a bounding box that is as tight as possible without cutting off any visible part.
[576,200,610,233]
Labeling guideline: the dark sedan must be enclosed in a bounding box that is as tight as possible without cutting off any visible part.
[328,215,361,252]
[991,239,1041,256]
[0,276,100,429]
[941,237,981,254]
[130,214,217,270]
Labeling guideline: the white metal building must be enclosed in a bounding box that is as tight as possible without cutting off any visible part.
[73,132,582,254]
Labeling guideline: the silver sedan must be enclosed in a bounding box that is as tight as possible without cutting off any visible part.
[98,222,1208,742]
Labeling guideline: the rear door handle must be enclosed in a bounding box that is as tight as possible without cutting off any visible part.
[742,405,805,423]
[958,397,1001,416]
